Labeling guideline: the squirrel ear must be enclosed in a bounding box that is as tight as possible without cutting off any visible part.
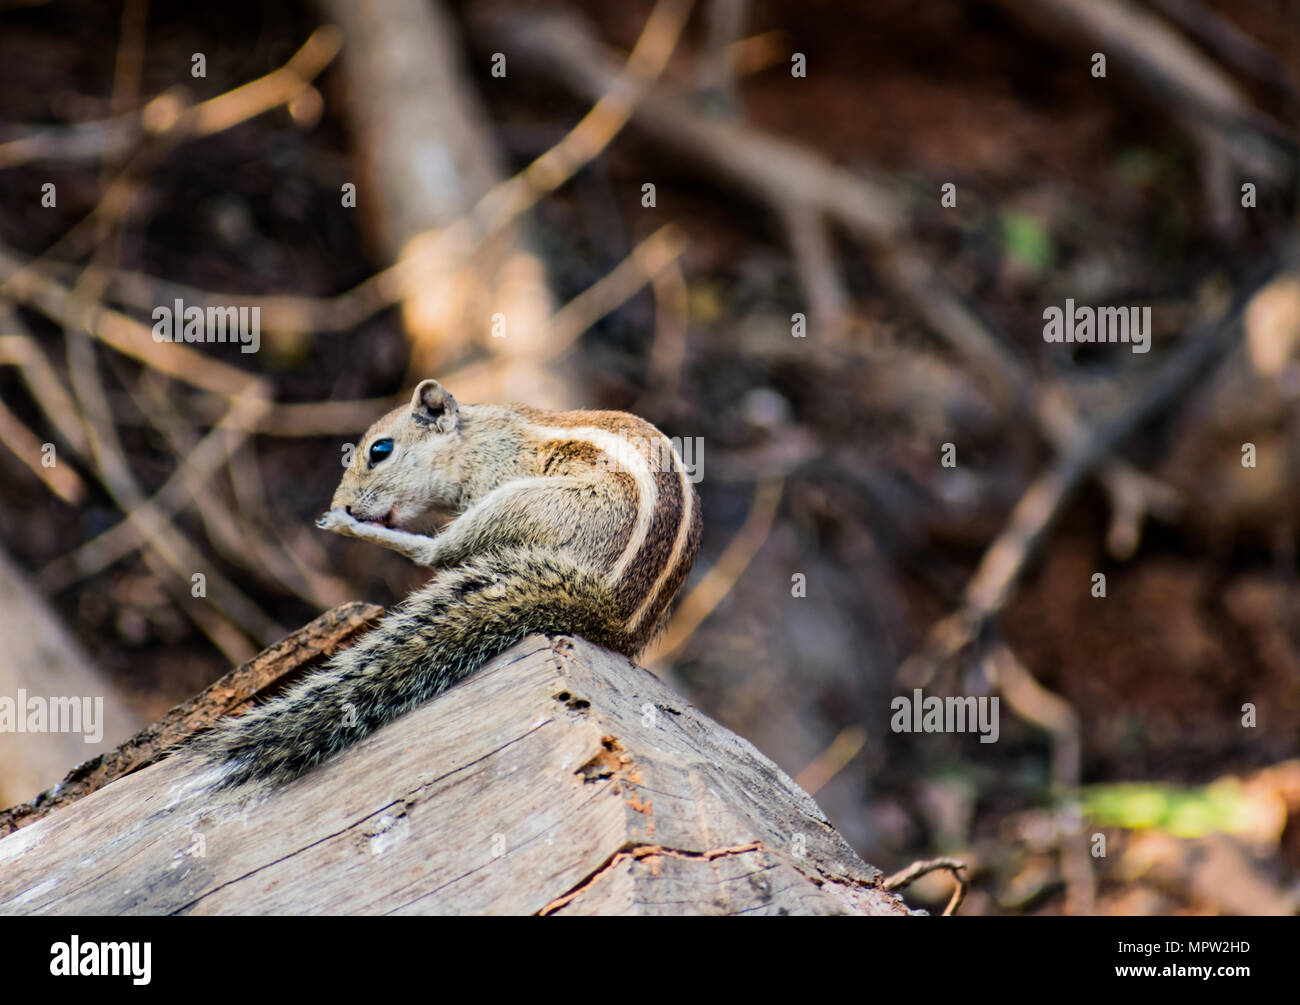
[411,379,460,433]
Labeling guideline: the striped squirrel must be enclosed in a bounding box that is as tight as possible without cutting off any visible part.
[188,379,701,787]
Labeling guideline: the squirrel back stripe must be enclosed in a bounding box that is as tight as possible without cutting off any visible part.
[527,421,661,585]
[629,439,699,635]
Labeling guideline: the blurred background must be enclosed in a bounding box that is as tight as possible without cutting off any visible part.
[0,0,1298,914]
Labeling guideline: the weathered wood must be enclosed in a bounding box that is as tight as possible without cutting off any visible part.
[0,633,912,916]
[0,601,382,838]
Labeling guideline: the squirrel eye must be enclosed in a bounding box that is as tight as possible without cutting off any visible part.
[368,438,395,466]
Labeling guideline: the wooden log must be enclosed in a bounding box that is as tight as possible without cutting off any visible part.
[0,601,383,838]
[0,629,911,915]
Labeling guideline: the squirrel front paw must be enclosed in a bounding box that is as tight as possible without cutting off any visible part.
[315,508,358,534]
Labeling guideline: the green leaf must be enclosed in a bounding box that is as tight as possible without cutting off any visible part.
[999,210,1055,272]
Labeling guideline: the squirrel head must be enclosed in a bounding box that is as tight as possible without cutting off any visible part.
[330,379,465,530]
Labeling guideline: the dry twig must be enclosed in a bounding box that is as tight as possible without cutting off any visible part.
[883,857,968,916]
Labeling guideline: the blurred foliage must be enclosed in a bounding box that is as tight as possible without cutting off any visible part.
[998,209,1056,273]
[1085,780,1273,841]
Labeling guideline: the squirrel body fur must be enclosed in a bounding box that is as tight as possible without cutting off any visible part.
[190,379,701,787]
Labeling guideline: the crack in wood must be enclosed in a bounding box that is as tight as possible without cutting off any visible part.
[536,840,766,915]
[381,770,625,915]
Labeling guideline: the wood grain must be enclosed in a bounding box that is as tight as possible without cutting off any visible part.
[0,633,911,916]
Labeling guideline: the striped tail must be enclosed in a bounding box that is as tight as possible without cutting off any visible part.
[188,547,630,787]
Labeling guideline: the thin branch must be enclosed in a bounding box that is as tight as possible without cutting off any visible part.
[0,241,260,397]
[545,223,689,355]
[984,642,1092,915]
[0,330,92,459]
[0,26,342,170]
[39,388,271,590]
[883,857,968,916]
[0,397,85,504]
[793,725,869,796]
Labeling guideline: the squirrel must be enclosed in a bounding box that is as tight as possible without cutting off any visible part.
[186,379,701,788]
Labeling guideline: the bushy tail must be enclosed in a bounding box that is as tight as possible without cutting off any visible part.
[187,547,630,787]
